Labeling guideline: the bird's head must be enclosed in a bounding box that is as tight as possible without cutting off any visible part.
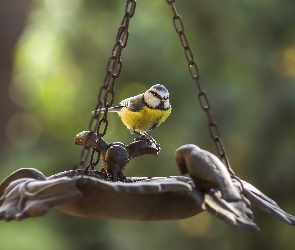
[143,84,170,110]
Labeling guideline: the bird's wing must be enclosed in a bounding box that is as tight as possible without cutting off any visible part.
[200,151,242,201]
[233,178,295,225]
[202,187,259,232]
[120,94,144,112]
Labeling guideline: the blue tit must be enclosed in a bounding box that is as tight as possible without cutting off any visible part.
[93,84,171,137]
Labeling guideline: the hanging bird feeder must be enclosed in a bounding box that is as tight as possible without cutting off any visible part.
[0,0,295,232]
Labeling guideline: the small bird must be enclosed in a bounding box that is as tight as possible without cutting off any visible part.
[93,84,172,142]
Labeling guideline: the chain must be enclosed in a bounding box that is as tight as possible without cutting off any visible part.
[77,0,137,170]
[166,0,235,176]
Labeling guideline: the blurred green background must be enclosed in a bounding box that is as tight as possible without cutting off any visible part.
[1,0,295,249]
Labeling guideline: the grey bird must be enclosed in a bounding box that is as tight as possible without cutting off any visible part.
[175,144,241,201]
[175,144,295,229]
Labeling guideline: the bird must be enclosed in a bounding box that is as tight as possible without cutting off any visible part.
[93,84,172,143]
[175,144,295,228]
[175,144,241,201]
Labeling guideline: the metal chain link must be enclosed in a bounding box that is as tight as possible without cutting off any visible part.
[77,0,137,170]
[166,0,235,176]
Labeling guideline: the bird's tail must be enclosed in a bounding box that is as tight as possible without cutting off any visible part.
[92,106,122,115]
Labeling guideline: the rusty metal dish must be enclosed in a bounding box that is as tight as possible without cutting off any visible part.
[1,143,295,233]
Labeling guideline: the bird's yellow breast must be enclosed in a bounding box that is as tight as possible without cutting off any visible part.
[117,106,171,133]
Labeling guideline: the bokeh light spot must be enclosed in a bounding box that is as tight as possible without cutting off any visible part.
[9,73,41,108]
[283,47,295,77]
[16,24,60,74]
[272,46,295,78]
[6,113,42,148]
